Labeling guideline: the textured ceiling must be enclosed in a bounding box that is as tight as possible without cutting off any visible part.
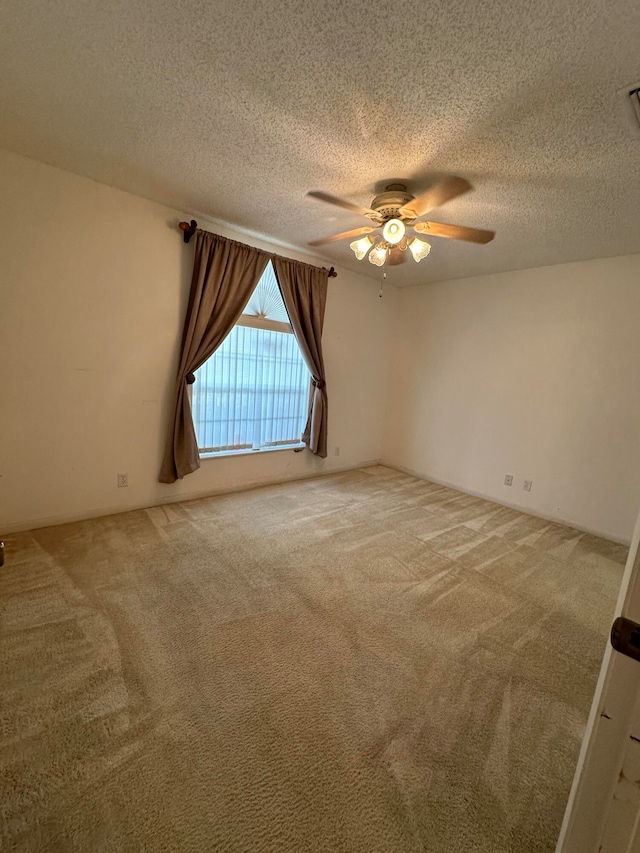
[1,0,639,286]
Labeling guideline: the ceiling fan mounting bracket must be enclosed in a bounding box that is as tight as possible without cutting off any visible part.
[370,183,415,223]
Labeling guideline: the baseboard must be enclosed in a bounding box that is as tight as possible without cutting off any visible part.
[382,460,631,546]
[1,459,381,535]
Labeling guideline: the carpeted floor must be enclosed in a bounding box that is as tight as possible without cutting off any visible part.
[0,466,627,852]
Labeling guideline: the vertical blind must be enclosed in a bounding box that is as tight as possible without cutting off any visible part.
[192,273,311,454]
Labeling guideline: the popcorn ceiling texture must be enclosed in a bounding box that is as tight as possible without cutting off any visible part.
[0,0,639,285]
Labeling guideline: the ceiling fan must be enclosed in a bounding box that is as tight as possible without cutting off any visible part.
[307,176,494,267]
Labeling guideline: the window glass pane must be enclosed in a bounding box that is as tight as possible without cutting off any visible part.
[242,263,290,323]
[192,323,310,454]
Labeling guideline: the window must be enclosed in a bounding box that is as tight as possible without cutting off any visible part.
[191,263,310,455]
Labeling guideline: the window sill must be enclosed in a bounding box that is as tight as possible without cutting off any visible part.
[200,444,305,460]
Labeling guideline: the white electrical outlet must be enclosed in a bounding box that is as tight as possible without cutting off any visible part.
[523,479,532,492]
[334,446,340,457]
[117,473,128,488]
[504,474,513,486]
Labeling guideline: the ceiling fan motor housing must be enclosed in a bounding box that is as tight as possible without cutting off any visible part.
[370,184,415,222]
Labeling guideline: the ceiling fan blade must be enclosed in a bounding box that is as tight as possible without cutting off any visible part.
[398,176,472,218]
[387,247,407,265]
[307,226,377,247]
[307,190,377,218]
[413,220,495,244]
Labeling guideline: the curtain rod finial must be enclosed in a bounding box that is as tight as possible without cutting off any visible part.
[178,220,198,243]
[327,267,337,278]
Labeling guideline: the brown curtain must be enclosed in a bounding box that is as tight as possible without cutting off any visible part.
[159,231,269,483]
[273,257,329,458]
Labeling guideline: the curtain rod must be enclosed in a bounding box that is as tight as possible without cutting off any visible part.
[178,220,338,278]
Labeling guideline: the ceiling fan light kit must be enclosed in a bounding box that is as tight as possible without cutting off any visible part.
[308,176,495,269]
[382,218,405,244]
[349,234,374,259]
[369,244,388,266]
[408,237,431,262]
[356,234,432,266]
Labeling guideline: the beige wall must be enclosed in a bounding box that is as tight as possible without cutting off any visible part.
[3,147,639,542]
[383,256,640,543]
[0,149,398,532]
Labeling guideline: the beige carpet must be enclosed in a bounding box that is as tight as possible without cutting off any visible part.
[1,466,627,852]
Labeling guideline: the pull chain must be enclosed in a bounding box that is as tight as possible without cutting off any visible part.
[380,270,386,298]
